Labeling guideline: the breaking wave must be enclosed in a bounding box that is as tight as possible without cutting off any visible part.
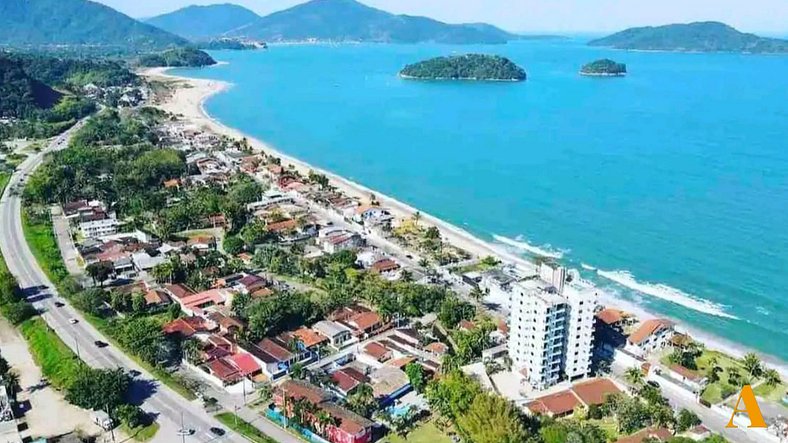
[492,234,564,259]
[596,269,738,320]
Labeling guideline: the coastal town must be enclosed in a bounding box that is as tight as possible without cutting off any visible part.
[0,63,786,443]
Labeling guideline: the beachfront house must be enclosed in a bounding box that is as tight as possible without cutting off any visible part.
[626,319,676,357]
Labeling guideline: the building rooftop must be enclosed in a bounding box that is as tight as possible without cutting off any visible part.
[628,319,675,345]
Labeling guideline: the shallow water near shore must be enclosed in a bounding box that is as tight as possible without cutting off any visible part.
[173,40,788,363]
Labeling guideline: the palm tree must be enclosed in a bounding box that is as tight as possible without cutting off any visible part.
[2,370,20,396]
[624,367,644,387]
[742,353,762,377]
[764,368,782,387]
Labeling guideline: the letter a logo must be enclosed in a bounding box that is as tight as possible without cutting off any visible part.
[726,385,766,428]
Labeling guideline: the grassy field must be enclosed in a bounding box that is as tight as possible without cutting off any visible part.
[380,420,453,443]
[121,421,160,442]
[753,381,788,404]
[18,317,82,389]
[661,349,755,405]
[215,413,278,443]
[21,211,71,286]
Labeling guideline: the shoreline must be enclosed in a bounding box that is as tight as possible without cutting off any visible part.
[140,66,788,376]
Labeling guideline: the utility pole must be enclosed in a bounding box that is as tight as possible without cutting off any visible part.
[180,411,186,443]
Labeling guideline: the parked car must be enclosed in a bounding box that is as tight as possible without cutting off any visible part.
[94,341,108,348]
[209,427,225,437]
[54,301,65,307]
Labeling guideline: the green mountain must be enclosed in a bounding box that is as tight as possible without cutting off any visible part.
[588,21,788,53]
[229,0,520,44]
[0,0,188,50]
[400,54,527,81]
[146,4,262,41]
[0,55,62,119]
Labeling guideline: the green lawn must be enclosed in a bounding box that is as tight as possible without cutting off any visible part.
[662,349,755,405]
[587,417,619,441]
[753,382,788,404]
[215,413,278,443]
[18,317,82,389]
[121,421,160,442]
[380,420,453,443]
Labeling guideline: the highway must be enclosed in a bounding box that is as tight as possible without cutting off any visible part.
[0,123,249,443]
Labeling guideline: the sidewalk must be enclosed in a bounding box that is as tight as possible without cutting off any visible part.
[50,205,83,277]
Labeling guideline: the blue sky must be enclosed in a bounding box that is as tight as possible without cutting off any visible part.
[97,0,788,34]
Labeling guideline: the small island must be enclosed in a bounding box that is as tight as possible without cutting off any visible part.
[580,59,627,77]
[399,54,526,82]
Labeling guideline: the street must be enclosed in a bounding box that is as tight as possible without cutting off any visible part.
[0,124,251,443]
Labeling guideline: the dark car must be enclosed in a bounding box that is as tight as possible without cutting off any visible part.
[647,380,660,389]
[209,427,225,437]
[54,301,65,307]
[94,340,108,348]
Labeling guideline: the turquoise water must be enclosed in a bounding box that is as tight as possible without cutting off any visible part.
[174,41,788,362]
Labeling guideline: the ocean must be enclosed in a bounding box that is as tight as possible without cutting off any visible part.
[173,40,788,363]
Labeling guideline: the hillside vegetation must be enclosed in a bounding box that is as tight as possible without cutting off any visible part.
[589,21,788,53]
[229,0,519,44]
[400,54,527,81]
[138,48,217,68]
[0,0,187,50]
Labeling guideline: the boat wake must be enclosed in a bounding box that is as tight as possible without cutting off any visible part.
[492,234,564,259]
[596,269,739,320]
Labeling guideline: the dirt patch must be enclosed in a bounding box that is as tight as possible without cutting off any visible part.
[0,317,101,440]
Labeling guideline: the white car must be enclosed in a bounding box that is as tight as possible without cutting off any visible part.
[177,428,194,436]
[69,318,79,324]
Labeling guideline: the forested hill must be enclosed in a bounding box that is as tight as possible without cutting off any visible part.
[0,56,62,119]
[588,21,788,53]
[229,0,520,44]
[0,0,187,50]
[400,54,527,81]
[146,4,262,41]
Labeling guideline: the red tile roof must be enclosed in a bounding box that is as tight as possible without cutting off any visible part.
[162,316,213,337]
[596,308,625,325]
[571,378,621,406]
[615,427,673,443]
[280,380,330,404]
[629,319,675,345]
[292,327,328,348]
[458,319,476,331]
[320,402,374,436]
[164,283,195,301]
[331,370,362,394]
[267,219,298,232]
[180,288,228,309]
[348,311,381,332]
[227,353,261,376]
[425,342,449,355]
[525,390,580,416]
[256,338,293,362]
[371,258,399,273]
[363,342,391,361]
[207,358,240,383]
[144,289,170,305]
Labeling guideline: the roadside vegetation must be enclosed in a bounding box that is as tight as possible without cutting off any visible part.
[215,413,278,443]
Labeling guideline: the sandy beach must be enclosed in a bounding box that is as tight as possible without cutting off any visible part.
[140,67,788,376]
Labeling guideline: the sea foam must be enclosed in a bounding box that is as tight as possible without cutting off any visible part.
[493,234,564,259]
[596,269,739,320]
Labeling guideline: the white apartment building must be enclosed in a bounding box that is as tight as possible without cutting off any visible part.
[508,264,597,390]
[79,218,120,238]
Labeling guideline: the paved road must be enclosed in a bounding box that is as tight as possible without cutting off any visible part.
[0,124,248,443]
